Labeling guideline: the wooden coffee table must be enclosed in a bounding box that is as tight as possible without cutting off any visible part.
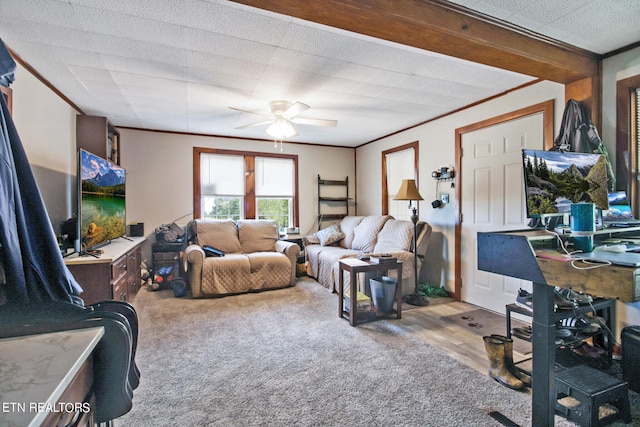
[338,258,403,326]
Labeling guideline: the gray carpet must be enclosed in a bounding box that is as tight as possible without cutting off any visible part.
[116,277,579,426]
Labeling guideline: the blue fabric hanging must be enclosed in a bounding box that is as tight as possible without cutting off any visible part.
[0,38,82,305]
[0,38,15,87]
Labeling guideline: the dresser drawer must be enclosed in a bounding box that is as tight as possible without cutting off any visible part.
[111,254,128,282]
[112,274,128,301]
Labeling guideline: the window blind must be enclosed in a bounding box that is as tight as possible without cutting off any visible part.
[200,153,244,195]
[255,157,293,196]
[636,88,639,168]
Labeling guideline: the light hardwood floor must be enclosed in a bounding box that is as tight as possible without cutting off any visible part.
[395,299,532,375]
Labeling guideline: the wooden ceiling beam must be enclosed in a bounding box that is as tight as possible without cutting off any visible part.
[231,0,599,84]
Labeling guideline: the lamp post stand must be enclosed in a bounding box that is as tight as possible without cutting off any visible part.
[404,205,428,306]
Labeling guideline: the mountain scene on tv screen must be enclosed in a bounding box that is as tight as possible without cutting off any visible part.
[81,152,125,248]
[82,168,125,194]
[524,150,609,215]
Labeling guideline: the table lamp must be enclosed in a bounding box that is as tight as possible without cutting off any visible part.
[393,179,428,306]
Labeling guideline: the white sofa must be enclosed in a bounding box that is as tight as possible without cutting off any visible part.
[304,215,431,295]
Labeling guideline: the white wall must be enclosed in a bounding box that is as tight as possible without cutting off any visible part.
[602,46,640,333]
[11,64,78,229]
[120,129,356,259]
[356,80,565,289]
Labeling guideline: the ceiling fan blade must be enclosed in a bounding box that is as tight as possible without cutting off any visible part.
[283,102,310,119]
[229,106,271,118]
[291,117,338,127]
[235,119,274,129]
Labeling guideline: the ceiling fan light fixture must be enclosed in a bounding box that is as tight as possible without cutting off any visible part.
[266,117,297,139]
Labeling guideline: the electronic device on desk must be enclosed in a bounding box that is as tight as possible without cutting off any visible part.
[603,191,640,228]
[522,149,609,229]
[574,249,640,267]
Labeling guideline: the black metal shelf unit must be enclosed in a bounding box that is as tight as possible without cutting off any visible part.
[317,175,349,230]
[506,297,615,369]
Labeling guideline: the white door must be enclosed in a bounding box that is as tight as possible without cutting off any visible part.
[461,114,543,313]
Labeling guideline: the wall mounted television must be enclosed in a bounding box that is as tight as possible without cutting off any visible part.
[78,148,126,251]
[522,149,609,218]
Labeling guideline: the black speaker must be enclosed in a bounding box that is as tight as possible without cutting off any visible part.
[128,223,144,237]
[622,325,640,392]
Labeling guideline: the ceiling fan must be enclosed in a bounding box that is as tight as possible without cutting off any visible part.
[230,100,338,140]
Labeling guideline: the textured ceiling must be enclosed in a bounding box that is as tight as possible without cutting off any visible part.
[449,0,640,55]
[0,1,637,147]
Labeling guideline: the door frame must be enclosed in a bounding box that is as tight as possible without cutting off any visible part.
[453,100,555,301]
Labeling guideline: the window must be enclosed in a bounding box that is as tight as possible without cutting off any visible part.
[382,142,419,220]
[616,75,640,217]
[200,154,244,220]
[194,148,299,229]
[255,157,294,229]
[636,87,639,164]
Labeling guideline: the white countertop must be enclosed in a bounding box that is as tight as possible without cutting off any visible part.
[64,236,145,265]
[0,327,104,427]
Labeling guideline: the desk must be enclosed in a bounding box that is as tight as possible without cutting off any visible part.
[478,228,640,427]
[0,327,104,427]
[338,258,402,326]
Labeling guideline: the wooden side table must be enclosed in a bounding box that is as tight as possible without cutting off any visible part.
[338,258,403,326]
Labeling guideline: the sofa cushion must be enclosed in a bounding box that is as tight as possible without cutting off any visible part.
[246,252,291,288]
[201,254,251,294]
[196,219,242,254]
[351,216,391,252]
[373,219,414,253]
[316,224,345,246]
[237,220,277,253]
[338,216,364,248]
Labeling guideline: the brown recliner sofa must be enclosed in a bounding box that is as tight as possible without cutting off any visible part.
[184,219,300,298]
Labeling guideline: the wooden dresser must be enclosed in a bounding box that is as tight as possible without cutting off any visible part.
[65,237,145,305]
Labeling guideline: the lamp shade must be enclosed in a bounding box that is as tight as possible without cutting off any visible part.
[393,179,423,201]
[266,117,298,139]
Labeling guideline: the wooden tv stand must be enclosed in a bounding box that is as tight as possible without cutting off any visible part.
[65,237,145,305]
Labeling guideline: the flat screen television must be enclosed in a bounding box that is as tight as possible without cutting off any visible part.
[78,148,126,251]
[522,149,609,217]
